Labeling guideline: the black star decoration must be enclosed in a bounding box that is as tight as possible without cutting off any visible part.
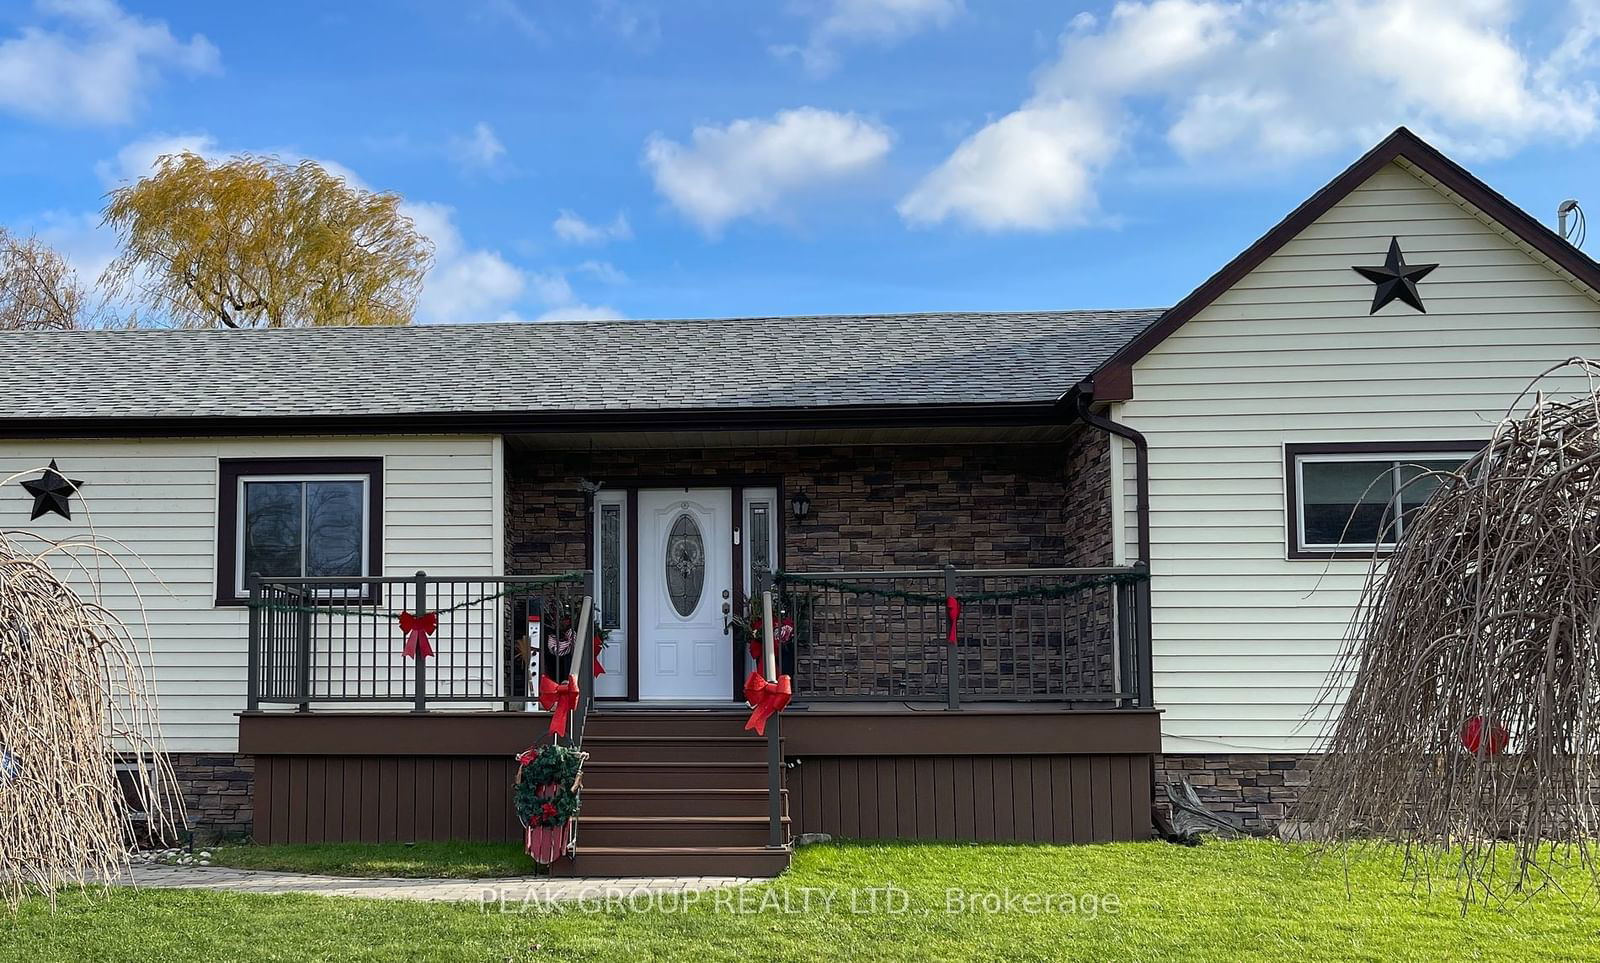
[1353,236,1438,314]
[21,460,84,521]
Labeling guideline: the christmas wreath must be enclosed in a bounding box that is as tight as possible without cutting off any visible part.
[730,593,795,663]
[514,743,584,830]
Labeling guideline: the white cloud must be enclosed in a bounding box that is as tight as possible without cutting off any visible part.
[449,122,508,173]
[26,208,118,283]
[407,200,530,324]
[595,0,661,50]
[903,0,1600,231]
[898,100,1120,231]
[0,0,219,125]
[483,0,542,40]
[535,303,625,322]
[780,0,962,75]
[95,131,368,187]
[94,131,217,184]
[576,260,629,285]
[553,210,633,245]
[644,107,893,234]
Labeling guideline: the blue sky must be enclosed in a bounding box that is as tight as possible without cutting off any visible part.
[0,0,1596,324]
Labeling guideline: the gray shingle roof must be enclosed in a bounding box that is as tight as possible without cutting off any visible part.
[0,310,1162,420]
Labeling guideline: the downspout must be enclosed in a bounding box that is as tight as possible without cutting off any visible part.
[1065,380,1150,566]
[1065,378,1163,836]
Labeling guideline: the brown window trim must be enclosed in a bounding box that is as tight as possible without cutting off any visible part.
[1284,441,1482,561]
[216,457,384,606]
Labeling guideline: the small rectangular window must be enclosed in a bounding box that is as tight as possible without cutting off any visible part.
[217,458,382,604]
[599,502,622,630]
[1287,443,1477,558]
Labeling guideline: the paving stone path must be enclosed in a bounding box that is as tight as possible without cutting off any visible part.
[117,863,761,904]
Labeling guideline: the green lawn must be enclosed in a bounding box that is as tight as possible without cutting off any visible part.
[5,840,1599,962]
[209,841,539,879]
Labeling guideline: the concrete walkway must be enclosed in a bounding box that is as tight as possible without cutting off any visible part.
[118,863,761,903]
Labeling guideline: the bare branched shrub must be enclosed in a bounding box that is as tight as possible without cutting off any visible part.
[0,500,180,912]
[1302,359,1600,902]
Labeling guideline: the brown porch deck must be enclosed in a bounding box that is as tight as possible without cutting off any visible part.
[240,706,1159,854]
[242,556,1156,873]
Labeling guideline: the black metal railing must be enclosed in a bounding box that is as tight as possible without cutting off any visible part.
[767,563,1151,708]
[246,571,592,711]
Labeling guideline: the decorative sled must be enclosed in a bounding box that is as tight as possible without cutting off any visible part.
[514,743,585,867]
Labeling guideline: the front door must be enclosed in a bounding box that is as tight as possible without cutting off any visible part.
[637,488,733,700]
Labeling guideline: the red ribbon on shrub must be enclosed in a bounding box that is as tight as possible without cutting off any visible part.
[399,611,437,659]
[539,674,581,737]
[945,596,961,645]
[744,675,792,736]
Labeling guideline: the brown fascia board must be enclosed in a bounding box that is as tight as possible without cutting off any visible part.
[1084,126,1600,403]
[0,400,1066,439]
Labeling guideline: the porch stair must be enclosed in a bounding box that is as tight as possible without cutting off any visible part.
[552,712,791,878]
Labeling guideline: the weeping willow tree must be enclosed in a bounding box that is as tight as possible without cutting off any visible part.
[101,152,433,328]
[1301,359,1600,901]
[0,500,180,912]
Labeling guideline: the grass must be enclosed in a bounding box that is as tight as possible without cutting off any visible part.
[6,840,1600,962]
[208,841,538,879]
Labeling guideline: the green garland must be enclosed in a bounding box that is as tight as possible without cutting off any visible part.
[772,570,1147,604]
[246,572,589,620]
[514,744,584,829]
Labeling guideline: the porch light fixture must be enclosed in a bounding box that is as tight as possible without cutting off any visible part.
[790,489,811,523]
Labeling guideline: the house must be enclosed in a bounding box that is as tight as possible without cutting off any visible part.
[2,127,1597,874]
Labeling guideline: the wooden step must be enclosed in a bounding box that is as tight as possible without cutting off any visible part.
[581,735,770,763]
[585,712,756,738]
[577,816,788,848]
[581,762,769,789]
[582,788,787,818]
[551,846,791,878]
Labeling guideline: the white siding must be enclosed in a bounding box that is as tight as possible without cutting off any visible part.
[0,435,502,752]
[1117,161,1600,753]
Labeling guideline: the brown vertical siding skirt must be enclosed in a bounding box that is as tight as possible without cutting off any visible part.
[243,711,1156,845]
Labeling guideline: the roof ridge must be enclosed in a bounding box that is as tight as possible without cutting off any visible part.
[0,307,1166,337]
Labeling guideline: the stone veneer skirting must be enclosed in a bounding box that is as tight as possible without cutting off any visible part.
[165,753,254,843]
[1155,754,1317,832]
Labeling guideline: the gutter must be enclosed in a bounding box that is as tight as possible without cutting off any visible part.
[0,400,1064,440]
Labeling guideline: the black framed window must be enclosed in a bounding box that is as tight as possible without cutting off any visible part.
[216,458,382,604]
[1285,442,1480,559]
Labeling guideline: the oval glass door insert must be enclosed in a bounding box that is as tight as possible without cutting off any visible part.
[664,512,706,617]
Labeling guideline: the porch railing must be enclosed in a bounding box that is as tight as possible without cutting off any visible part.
[245,572,592,711]
[767,563,1152,708]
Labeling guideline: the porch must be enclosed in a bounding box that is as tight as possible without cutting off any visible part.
[238,428,1159,873]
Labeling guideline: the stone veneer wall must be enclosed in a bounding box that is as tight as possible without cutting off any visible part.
[166,753,254,843]
[506,430,1115,698]
[506,430,1112,572]
[1155,754,1317,832]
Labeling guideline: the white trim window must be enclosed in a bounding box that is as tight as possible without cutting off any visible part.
[218,456,383,603]
[1287,444,1477,557]
[235,475,371,596]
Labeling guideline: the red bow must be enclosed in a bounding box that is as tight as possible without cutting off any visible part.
[1461,716,1510,756]
[593,631,606,677]
[399,611,437,659]
[946,596,961,645]
[539,673,581,738]
[744,674,792,736]
[744,668,766,707]
[516,747,538,767]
